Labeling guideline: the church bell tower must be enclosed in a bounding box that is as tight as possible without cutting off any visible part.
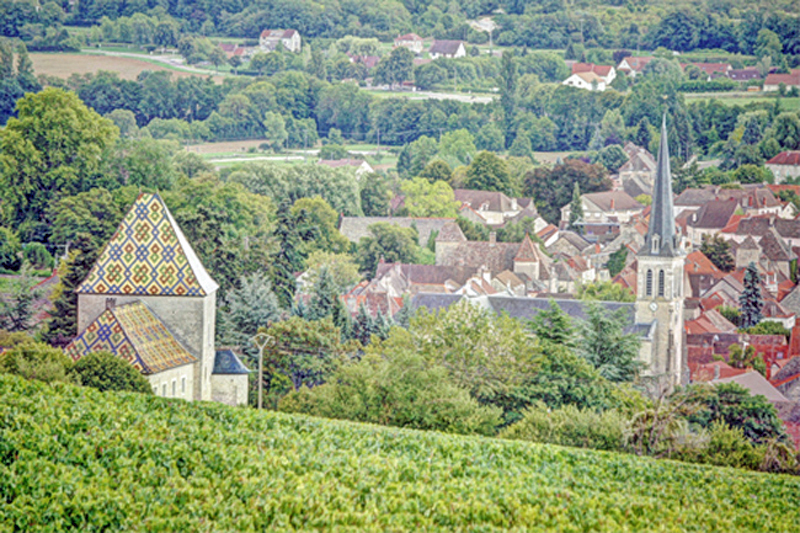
[635,115,685,388]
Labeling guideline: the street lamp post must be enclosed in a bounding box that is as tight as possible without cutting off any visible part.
[251,333,273,409]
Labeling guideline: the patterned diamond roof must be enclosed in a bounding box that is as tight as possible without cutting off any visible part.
[77,193,218,296]
[64,301,197,375]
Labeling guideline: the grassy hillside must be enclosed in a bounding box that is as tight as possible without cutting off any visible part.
[1,374,799,532]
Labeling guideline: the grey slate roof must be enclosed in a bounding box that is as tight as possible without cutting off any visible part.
[454,189,514,212]
[641,115,680,257]
[411,294,639,330]
[429,40,465,55]
[584,191,643,211]
[339,216,454,247]
[688,200,738,229]
[213,350,251,375]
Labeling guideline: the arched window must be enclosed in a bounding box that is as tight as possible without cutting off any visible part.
[658,269,665,297]
[646,269,653,297]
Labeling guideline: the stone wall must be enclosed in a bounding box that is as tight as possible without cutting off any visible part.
[78,292,217,401]
[211,374,249,406]
[148,362,195,401]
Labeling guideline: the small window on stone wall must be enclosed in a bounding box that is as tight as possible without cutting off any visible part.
[162,384,167,396]
[182,377,186,394]
[172,380,176,397]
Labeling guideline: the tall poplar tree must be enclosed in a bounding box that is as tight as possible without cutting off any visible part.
[568,181,584,233]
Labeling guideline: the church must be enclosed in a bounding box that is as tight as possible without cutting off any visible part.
[412,115,687,392]
[64,192,250,406]
[632,115,686,389]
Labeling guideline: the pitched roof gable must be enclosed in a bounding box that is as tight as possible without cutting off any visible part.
[429,40,465,55]
[515,233,539,261]
[584,191,642,211]
[64,301,197,374]
[767,151,800,166]
[78,193,218,297]
[689,199,738,229]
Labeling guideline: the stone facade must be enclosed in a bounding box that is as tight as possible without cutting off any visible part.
[211,374,249,406]
[149,363,195,400]
[77,293,216,402]
[634,116,686,391]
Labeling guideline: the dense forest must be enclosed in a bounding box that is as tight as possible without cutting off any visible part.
[1,0,798,56]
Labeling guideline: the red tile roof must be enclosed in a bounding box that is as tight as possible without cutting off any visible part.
[767,151,800,166]
[765,73,800,87]
[572,63,613,77]
[684,250,723,277]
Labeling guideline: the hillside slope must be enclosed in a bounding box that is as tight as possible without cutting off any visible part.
[1,374,799,532]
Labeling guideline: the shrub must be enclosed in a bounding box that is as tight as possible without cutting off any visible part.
[279,351,502,436]
[675,421,764,471]
[22,242,54,270]
[70,351,153,394]
[500,403,629,452]
[0,227,22,272]
[0,341,74,384]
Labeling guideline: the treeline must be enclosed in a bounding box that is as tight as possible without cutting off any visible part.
[26,53,797,158]
[3,0,798,59]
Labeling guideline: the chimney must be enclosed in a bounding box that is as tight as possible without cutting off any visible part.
[714,363,720,380]
[610,198,615,210]
[489,232,496,245]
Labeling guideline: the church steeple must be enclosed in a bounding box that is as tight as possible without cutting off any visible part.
[641,114,680,257]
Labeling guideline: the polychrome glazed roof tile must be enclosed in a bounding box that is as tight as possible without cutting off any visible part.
[64,301,196,375]
[77,192,217,296]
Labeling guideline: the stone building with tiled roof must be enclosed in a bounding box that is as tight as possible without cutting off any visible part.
[67,193,249,405]
[435,224,555,291]
[766,151,800,184]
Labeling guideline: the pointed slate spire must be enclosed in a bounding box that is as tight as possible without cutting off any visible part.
[641,114,680,257]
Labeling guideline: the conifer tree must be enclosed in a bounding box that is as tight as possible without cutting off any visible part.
[568,182,584,234]
[271,200,303,309]
[374,309,393,340]
[42,237,98,346]
[634,117,651,148]
[393,295,414,329]
[308,267,350,335]
[352,303,376,345]
[529,299,574,347]
[739,262,763,329]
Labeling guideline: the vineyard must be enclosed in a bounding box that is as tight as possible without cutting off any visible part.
[1,374,800,532]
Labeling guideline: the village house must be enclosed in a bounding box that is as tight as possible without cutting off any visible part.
[560,190,644,228]
[64,193,249,406]
[723,216,800,247]
[618,142,657,197]
[317,158,374,179]
[259,29,301,53]
[429,40,466,59]
[685,199,739,245]
[454,189,540,227]
[562,71,607,92]
[684,62,732,80]
[394,33,424,54]
[766,151,800,183]
[435,224,554,291]
[616,56,653,77]
[763,71,800,92]
[571,63,616,84]
[727,68,761,81]
[674,185,784,218]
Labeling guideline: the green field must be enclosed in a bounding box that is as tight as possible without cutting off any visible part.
[1,374,799,531]
[684,93,800,110]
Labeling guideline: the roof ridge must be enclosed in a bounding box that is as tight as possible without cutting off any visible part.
[77,192,218,296]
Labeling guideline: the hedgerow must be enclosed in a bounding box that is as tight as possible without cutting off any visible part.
[1,374,799,531]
